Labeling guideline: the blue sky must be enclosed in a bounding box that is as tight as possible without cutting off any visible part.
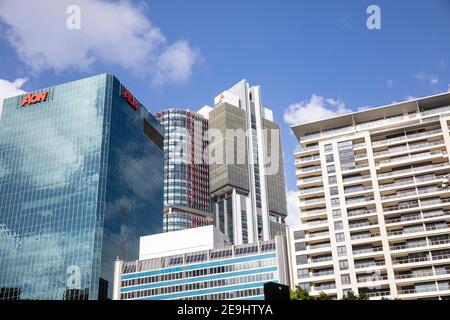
[0,0,449,224]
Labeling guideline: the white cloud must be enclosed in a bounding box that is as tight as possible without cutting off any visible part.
[0,0,200,85]
[415,72,439,86]
[385,80,393,88]
[405,95,418,101]
[0,78,27,117]
[285,189,301,228]
[283,94,352,125]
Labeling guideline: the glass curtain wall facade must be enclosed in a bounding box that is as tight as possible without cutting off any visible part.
[156,109,213,232]
[0,74,164,300]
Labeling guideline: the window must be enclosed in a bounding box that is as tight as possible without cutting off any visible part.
[330,187,338,196]
[325,144,333,153]
[327,165,336,174]
[337,245,347,257]
[336,233,345,243]
[326,154,334,163]
[296,255,308,265]
[334,221,343,230]
[339,260,349,270]
[332,209,342,219]
[331,198,340,207]
[297,269,309,279]
[295,242,306,252]
[298,282,310,290]
[341,274,351,285]
[328,176,337,185]
[294,230,305,240]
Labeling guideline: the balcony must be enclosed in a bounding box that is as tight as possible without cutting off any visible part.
[372,128,442,146]
[341,163,370,173]
[296,154,321,164]
[343,175,372,184]
[353,247,383,255]
[300,197,326,207]
[390,241,428,251]
[299,187,324,195]
[364,290,391,298]
[306,231,330,239]
[354,260,385,269]
[298,175,323,185]
[373,140,445,158]
[378,151,446,167]
[377,162,450,179]
[348,209,377,218]
[309,256,333,264]
[312,283,337,292]
[351,232,381,241]
[357,275,389,283]
[395,270,434,280]
[297,165,321,175]
[346,197,374,206]
[308,243,332,250]
[349,221,378,230]
[344,186,373,195]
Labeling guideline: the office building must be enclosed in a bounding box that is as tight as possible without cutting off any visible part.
[206,80,288,245]
[155,109,213,232]
[289,92,450,300]
[113,225,290,300]
[0,74,164,300]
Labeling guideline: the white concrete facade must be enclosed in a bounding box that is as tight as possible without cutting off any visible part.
[289,92,450,300]
[139,225,226,260]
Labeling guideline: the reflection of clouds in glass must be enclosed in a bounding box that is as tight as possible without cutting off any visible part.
[1,97,103,188]
[0,224,95,299]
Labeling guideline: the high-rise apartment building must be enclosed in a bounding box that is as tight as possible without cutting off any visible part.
[206,80,287,245]
[155,109,213,232]
[113,226,290,300]
[288,92,450,300]
[0,74,164,300]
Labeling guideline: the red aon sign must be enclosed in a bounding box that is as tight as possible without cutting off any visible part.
[21,92,48,107]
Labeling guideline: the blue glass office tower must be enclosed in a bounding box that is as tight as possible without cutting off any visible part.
[0,74,164,300]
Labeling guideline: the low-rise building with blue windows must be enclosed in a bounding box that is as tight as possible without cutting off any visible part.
[113,226,289,300]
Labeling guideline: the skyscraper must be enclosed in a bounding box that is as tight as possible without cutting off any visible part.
[155,109,213,232]
[289,92,450,299]
[0,74,164,300]
[206,80,287,245]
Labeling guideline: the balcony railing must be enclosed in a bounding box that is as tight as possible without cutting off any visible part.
[309,256,333,264]
[301,198,326,206]
[307,231,329,239]
[378,162,450,179]
[346,197,374,205]
[341,163,369,172]
[395,270,434,280]
[308,243,332,250]
[344,186,373,194]
[297,155,321,163]
[299,187,324,195]
[349,221,378,229]
[354,261,385,269]
[348,209,377,218]
[373,140,445,157]
[299,176,323,184]
[365,290,391,298]
[343,175,371,183]
[357,275,389,283]
[353,247,383,255]
[372,129,442,146]
[379,151,445,166]
[390,242,428,251]
[351,233,380,240]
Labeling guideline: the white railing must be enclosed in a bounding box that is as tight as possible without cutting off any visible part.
[372,129,442,146]
[351,232,380,240]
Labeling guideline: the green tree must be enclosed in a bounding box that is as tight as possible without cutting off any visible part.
[290,286,313,300]
[318,292,332,300]
[341,290,369,300]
